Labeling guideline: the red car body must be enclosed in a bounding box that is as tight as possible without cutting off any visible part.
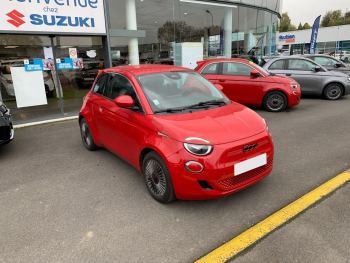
[79,65,274,201]
[195,58,301,111]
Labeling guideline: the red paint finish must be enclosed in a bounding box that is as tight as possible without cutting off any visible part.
[80,65,274,200]
[195,58,301,109]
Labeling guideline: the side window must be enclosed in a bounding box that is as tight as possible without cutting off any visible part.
[93,74,108,95]
[288,59,316,71]
[222,62,252,76]
[269,60,285,70]
[104,74,141,107]
[314,57,337,66]
[202,63,219,74]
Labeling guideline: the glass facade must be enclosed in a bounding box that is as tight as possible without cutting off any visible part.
[0,0,281,123]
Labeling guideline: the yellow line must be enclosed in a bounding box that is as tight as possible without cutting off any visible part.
[196,171,350,263]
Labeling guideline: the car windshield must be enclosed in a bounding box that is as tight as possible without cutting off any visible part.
[137,71,229,114]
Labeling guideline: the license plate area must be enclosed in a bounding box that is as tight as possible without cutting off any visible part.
[234,153,267,176]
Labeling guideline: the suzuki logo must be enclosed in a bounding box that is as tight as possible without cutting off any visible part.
[243,143,258,152]
[6,10,25,28]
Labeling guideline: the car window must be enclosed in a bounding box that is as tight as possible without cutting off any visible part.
[222,62,252,76]
[202,63,219,74]
[313,57,338,66]
[288,59,317,71]
[104,74,138,103]
[93,74,109,95]
[269,60,285,70]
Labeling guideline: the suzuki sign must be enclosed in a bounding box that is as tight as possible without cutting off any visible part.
[1,0,106,34]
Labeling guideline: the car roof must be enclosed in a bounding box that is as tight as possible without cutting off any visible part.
[198,58,250,64]
[103,64,192,76]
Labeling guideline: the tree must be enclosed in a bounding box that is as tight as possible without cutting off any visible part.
[302,23,311,29]
[321,10,344,27]
[297,23,303,30]
[345,11,350,24]
[279,12,297,32]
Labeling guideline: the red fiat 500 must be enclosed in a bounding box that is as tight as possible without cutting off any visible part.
[79,65,274,203]
[195,58,301,112]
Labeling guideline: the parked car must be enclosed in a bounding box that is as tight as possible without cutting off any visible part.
[0,101,14,145]
[304,54,350,76]
[263,57,350,100]
[195,58,301,112]
[75,60,104,89]
[0,59,55,98]
[337,51,350,63]
[79,65,274,203]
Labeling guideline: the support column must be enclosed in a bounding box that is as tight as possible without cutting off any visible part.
[223,8,233,58]
[126,0,140,65]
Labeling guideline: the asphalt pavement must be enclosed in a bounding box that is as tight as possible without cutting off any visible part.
[0,97,350,263]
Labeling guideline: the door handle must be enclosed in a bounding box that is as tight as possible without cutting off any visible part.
[286,74,292,76]
[99,106,104,113]
[219,79,226,82]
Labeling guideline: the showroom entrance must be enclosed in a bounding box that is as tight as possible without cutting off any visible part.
[0,34,105,123]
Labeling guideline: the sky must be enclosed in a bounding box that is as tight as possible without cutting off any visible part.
[282,0,350,25]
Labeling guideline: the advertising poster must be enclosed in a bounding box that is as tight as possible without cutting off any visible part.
[24,58,44,72]
[56,58,73,70]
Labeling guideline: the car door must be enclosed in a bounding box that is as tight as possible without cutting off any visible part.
[313,56,350,76]
[218,62,263,105]
[285,59,326,94]
[95,73,145,164]
[200,62,221,84]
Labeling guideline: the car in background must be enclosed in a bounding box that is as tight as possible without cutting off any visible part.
[79,65,274,203]
[0,101,14,145]
[75,60,104,89]
[0,59,55,98]
[195,58,301,112]
[263,57,350,100]
[337,51,350,63]
[304,54,350,76]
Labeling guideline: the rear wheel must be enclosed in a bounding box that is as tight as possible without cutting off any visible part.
[142,152,175,203]
[323,83,343,100]
[263,91,288,112]
[79,118,98,151]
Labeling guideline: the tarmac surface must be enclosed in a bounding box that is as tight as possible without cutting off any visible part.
[0,97,349,263]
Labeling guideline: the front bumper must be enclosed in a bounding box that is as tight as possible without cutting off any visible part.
[166,131,274,200]
[0,115,14,145]
[344,83,350,95]
[288,87,302,108]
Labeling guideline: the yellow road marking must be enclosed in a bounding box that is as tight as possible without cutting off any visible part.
[196,171,350,263]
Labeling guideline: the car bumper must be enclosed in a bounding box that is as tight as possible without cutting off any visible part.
[166,131,274,200]
[288,87,302,108]
[344,84,350,95]
[0,116,14,145]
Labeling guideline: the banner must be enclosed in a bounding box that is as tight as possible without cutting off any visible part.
[309,15,321,54]
[0,0,106,34]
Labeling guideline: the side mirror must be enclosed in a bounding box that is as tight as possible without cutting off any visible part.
[250,70,261,78]
[335,63,343,68]
[214,84,224,91]
[114,95,135,109]
[313,66,323,72]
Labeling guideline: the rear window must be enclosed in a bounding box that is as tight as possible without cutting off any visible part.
[269,60,284,70]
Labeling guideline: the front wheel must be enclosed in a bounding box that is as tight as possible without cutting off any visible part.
[263,91,288,112]
[323,84,343,100]
[142,152,175,203]
[79,118,98,151]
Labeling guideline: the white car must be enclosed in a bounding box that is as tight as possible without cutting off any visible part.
[0,60,55,98]
[335,51,350,64]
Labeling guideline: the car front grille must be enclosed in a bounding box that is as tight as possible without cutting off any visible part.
[215,158,273,191]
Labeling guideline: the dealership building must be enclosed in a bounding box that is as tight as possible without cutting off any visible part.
[278,24,350,56]
[0,0,281,123]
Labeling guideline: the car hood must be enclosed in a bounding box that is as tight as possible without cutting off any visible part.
[151,103,267,145]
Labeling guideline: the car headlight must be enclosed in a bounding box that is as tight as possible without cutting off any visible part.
[184,143,213,156]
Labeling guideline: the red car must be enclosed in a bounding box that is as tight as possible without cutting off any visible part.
[79,65,274,203]
[195,58,301,112]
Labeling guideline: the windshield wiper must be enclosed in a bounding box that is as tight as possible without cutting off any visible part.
[185,100,227,109]
[153,108,187,114]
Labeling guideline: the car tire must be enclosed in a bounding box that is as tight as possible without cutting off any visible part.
[79,118,98,151]
[323,83,343,100]
[344,57,349,63]
[263,91,288,112]
[142,152,175,203]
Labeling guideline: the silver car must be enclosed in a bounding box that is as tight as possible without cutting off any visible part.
[304,54,350,76]
[263,56,350,100]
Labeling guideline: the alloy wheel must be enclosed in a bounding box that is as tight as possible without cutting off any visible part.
[144,159,167,197]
